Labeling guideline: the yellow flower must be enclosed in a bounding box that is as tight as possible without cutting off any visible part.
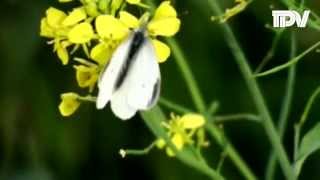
[156,113,206,157]
[54,40,70,65]
[68,22,94,44]
[74,65,99,92]
[151,39,170,63]
[96,15,129,40]
[46,7,67,28]
[90,42,114,65]
[62,8,87,26]
[59,92,80,116]
[40,7,85,65]
[179,114,206,129]
[147,1,180,37]
[40,18,55,38]
[147,1,181,63]
[119,11,139,29]
[166,133,184,157]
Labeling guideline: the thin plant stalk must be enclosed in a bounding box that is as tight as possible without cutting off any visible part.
[254,30,284,74]
[208,0,295,179]
[265,31,297,180]
[166,37,257,180]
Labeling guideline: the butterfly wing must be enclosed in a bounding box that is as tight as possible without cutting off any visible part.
[97,31,161,120]
[110,80,137,120]
[126,38,161,110]
[110,38,160,120]
[96,35,134,109]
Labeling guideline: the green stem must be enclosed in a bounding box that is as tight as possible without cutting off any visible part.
[166,18,257,180]
[254,41,320,77]
[293,86,320,161]
[265,31,297,180]
[293,124,300,164]
[208,101,220,115]
[166,34,258,179]
[166,38,207,112]
[298,87,320,126]
[292,85,320,178]
[214,114,261,124]
[208,0,295,179]
[158,43,257,180]
[254,30,284,74]
[120,142,156,157]
[205,123,257,180]
[217,148,228,172]
[159,97,194,114]
[78,95,97,102]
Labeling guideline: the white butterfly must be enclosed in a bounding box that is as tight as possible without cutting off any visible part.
[96,29,161,120]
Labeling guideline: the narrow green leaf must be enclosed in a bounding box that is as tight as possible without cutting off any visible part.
[295,123,320,175]
[254,41,320,78]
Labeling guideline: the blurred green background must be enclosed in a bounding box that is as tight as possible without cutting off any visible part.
[1,0,320,179]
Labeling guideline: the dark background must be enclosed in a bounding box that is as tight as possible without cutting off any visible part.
[1,0,320,179]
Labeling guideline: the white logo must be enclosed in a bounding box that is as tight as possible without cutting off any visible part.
[272,10,310,28]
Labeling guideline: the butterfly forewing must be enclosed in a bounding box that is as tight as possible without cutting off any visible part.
[96,34,134,109]
[127,39,161,110]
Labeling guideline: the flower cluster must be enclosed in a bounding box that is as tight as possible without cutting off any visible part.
[156,113,208,157]
[40,0,181,116]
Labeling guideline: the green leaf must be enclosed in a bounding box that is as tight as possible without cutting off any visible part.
[140,106,224,180]
[295,123,320,175]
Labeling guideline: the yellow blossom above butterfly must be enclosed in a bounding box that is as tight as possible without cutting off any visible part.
[148,1,180,63]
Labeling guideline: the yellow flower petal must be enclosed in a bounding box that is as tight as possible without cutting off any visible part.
[119,11,139,29]
[40,18,54,37]
[153,1,177,20]
[68,22,94,43]
[46,7,67,28]
[179,114,205,129]
[151,39,170,63]
[62,8,87,26]
[147,17,180,37]
[126,0,140,4]
[96,15,129,40]
[172,133,184,150]
[74,65,99,91]
[59,92,80,116]
[165,133,184,157]
[90,43,112,65]
[57,46,69,65]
